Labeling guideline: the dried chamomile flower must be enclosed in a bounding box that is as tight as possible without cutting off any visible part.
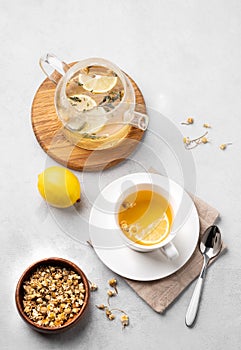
[89,282,98,291]
[107,289,116,305]
[120,314,129,329]
[203,123,211,128]
[108,278,118,294]
[201,137,209,144]
[105,308,112,318]
[96,304,106,310]
[121,201,130,209]
[121,223,128,231]
[129,225,138,235]
[121,201,136,209]
[183,137,191,145]
[187,117,194,124]
[108,313,115,321]
[120,220,127,226]
[108,278,117,288]
[219,142,232,150]
[181,117,194,125]
[107,290,116,297]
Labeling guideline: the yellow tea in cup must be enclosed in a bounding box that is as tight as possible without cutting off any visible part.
[118,190,173,246]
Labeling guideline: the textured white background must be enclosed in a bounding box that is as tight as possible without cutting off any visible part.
[0,0,240,349]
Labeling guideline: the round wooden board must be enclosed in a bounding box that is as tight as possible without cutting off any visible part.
[31,64,146,171]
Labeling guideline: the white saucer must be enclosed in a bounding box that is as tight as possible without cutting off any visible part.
[89,173,199,281]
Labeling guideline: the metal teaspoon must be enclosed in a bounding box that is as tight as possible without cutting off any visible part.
[185,225,222,327]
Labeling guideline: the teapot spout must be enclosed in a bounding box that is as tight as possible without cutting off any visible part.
[39,53,70,84]
[124,110,149,131]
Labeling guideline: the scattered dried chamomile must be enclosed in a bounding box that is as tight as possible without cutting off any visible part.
[183,131,209,150]
[105,308,112,318]
[219,143,232,150]
[107,290,116,297]
[95,278,129,329]
[181,117,234,152]
[89,281,98,291]
[203,123,211,128]
[201,136,209,144]
[108,313,115,321]
[181,117,194,125]
[108,278,117,288]
[108,278,118,294]
[120,314,129,329]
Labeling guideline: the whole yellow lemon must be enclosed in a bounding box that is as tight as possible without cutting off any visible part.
[37,166,81,208]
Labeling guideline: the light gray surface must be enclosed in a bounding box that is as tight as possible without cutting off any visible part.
[0,0,240,349]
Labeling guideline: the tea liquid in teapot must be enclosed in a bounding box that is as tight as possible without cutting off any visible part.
[40,54,149,150]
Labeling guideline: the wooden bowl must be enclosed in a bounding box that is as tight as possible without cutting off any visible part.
[15,257,90,333]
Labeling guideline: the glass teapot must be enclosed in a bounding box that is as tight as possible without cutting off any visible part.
[39,53,149,150]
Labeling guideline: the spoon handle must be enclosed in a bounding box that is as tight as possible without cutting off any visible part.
[185,257,209,327]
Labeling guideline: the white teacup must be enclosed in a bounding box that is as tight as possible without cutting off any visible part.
[115,181,181,260]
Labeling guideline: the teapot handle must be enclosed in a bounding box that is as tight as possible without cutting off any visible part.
[39,53,70,84]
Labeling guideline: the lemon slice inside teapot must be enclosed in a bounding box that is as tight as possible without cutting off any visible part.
[81,75,118,94]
